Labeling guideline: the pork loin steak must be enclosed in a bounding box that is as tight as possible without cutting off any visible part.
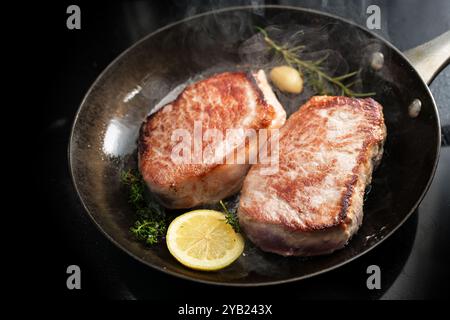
[139,70,286,209]
[238,96,386,256]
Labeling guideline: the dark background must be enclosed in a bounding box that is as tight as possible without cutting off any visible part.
[36,0,450,299]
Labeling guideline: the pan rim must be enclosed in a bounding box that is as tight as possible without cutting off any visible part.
[68,4,441,287]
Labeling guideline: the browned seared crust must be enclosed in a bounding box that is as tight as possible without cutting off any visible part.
[138,71,283,208]
[238,96,386,256]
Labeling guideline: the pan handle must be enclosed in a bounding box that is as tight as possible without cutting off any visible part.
[404,31,450,85]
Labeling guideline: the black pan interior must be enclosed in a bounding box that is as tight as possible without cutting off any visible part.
[69,6,440,285]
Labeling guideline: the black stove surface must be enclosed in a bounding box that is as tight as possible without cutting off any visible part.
[40,0,450,299]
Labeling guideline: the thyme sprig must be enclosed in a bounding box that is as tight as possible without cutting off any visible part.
[256,27,375,97]
[121,169,166,245]
[219,200,241,233]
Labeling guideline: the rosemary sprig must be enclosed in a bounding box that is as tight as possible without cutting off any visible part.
[256,27,375,97]
[219,200,241,233]
[121,169,166,245]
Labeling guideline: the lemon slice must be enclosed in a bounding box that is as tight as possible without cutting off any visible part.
[166,210,244,271]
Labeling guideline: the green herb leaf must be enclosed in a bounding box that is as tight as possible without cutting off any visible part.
[130,219,166,246]
[121,169,166,245]
[256,27,376,97]
[219,200,241,233]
